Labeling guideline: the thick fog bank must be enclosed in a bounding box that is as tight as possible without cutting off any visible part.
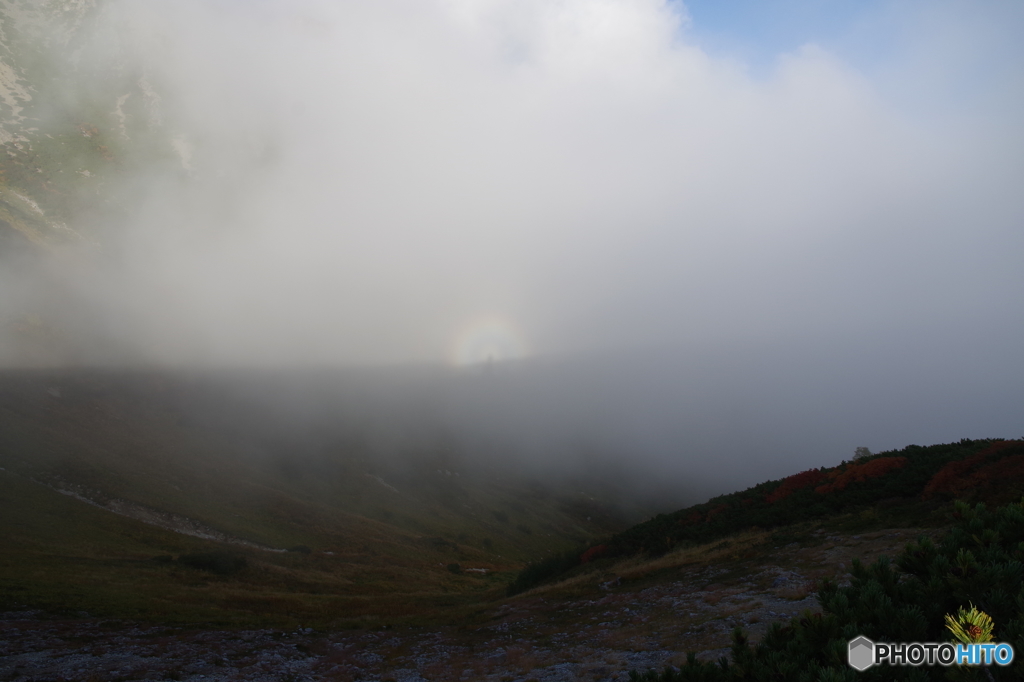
[1,0,1022,370]
[0,0,1021,508]
[442,338,1023,497]
[12,332,1019,511]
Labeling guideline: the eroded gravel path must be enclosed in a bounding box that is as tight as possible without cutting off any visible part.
[0,527,938,681]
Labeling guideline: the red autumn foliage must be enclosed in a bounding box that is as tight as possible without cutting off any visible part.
[765,469,827,504]
[969,455,1024,491]
[814,457,908,495]
[678,510,704,527]
[706,504,729,522]
[580,544,608,563]
[923,452,990,499]
[923,441,1024,499]
[976,440,1020,457]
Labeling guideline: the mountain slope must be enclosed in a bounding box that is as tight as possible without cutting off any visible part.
[0,368,641,625]
[510,438,1024,594]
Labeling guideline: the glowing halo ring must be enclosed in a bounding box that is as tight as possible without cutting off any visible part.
[450,316,528,366]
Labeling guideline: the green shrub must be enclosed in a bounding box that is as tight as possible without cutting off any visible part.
[506,548,585,596]
[631,499,1024,681]
[177,551,248,575]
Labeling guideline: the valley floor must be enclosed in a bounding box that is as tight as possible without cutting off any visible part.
[0,526,936,682]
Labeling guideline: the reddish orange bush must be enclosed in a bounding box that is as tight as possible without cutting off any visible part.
[706,504,729,522]
[678,510,704,527]
[580,544,608,563]
[815,457,908,494]
[976,440,1019,457]
[969,455,1024,490]
[923,452,990,499]
[765,469,827,504]
[923,441,1024,499]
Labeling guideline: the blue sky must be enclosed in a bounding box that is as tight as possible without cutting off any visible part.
[678,0,891,68]
[678,0,1024,118]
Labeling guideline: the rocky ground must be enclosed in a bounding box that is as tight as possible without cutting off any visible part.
[0,527,938,682]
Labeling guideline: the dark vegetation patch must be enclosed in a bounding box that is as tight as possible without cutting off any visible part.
[510,439,1024,595]
[630,498,1024,681]
[149,548,248,569]
[175,552,248,575]
[426,537,459,551]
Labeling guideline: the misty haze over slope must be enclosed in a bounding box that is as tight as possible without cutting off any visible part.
[0,0,1021,497]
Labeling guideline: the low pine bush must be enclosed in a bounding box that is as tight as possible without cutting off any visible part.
[630,499,1024,681]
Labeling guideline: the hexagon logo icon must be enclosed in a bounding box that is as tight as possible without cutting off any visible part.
[848,636,875,671]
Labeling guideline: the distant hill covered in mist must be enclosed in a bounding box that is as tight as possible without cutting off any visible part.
[0,367,662,625]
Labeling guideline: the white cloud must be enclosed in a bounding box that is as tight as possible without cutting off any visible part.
[25,0,1024,366]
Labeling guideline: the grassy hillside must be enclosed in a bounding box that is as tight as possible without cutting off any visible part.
[3,366,1021,629]
[0,369,638,626]
[510,438,1024,594]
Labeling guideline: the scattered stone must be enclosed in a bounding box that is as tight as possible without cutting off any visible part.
[0,527,937,682]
